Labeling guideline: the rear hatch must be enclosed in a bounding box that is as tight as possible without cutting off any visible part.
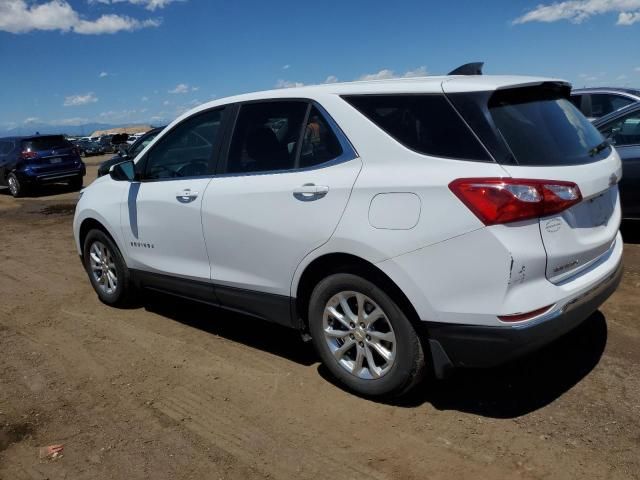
[445,81,622,283]
[21,135,79,174]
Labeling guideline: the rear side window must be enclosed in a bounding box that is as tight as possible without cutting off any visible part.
[488,87,609,166]
[226,101,308,174]
[299,107,343,168]
[343,94,490,161]
[591,94,634,118]
[21,135,70,152]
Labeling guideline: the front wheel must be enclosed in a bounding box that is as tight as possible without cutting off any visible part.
[308,273,426,398]
[83,229,134,307]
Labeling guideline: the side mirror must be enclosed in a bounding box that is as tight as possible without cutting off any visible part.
[109,160,136,182]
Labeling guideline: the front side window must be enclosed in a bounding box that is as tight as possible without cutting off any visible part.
[599,109,640,146]
[226,101,308,174]
[144,109,224,180]
[130,132,160,158]
[343,94,490,161]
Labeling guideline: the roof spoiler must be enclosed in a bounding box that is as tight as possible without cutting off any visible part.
[448,62,484,76]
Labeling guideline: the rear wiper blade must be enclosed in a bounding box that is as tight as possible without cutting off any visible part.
[588,141,609,156]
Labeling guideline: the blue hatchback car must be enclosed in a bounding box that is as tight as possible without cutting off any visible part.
[0,134,85,197]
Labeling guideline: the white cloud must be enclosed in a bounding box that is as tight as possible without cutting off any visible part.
[141,96,149,102]
[0,0,162,34]
[89,0,184,11]
[64,93,98,107]
[513,0,640,25]
[636,67,640,72]
[617,74,629,79]
[324,75,339,84]
[163,100,170,106]
[403,66,428,78]
[283,64,290,70]
[75,14,160,34]
[358,66,429,81]
[617,10,640,23]
[24,117,40,124]
[99,71,108,78]
[168,83,197,94]
[359,69,396,81]
[275,79,304,89]
[55,117,89,126]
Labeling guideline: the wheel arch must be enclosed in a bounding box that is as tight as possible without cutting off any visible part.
[78,217,123,260]
[294,253,423,334]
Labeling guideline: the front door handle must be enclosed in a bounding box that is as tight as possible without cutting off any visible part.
[176,188,199,203]
[293,183,329,202]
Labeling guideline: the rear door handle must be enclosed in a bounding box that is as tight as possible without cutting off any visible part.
[293,183,329,201]
[176,188,199,203]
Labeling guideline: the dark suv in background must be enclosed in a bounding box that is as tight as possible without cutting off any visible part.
[571,87,640,121]
[594,102,640,220]
[0,134,85,197]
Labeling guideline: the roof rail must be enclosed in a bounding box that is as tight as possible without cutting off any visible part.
[448,62,484,76]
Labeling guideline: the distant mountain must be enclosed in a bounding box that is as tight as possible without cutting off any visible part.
[0,122,162,137]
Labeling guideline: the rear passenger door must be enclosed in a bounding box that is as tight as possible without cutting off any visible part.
[201,100,361,321]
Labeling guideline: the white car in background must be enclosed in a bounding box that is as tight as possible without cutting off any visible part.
[73,73,623,397]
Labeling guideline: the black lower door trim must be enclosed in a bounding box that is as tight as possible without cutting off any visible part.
[130,269,296,329]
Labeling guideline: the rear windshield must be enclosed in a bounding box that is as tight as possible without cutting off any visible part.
[343,94,490,161]
[22,135,71,152]
[488,87,610,166]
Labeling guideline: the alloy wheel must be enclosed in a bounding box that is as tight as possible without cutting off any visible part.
[89,241,118,295]
[322,291,396,380]
[8,176,18,196]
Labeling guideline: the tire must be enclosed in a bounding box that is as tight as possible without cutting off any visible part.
[308,273,425,398]
[83,229,134,307]
[7,173,25,198]
[68,175,83,191]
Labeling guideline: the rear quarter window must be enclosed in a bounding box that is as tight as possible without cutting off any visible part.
[342,94,491,161]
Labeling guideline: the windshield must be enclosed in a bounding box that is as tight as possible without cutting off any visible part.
[488,87,610,166]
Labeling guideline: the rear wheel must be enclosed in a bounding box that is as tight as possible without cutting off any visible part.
[7,173,24,198]
[309,273,425,398]
[83,229,134,307]
[69,175,83,191]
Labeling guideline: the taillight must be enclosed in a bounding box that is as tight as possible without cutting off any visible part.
[20,151,38,160]
[449,178,582,225]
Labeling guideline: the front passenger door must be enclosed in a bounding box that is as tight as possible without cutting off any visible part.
[121,108,226,281]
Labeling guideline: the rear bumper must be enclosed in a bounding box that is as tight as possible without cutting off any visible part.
[427,260,622,371]
[18,166,85,185]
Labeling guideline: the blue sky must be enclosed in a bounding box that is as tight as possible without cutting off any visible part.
[0,0,639,130]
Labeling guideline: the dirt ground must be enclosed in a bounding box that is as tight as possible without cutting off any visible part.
[1,154,639,480]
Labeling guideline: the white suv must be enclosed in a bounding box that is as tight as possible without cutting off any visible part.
[74,75,623,397]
